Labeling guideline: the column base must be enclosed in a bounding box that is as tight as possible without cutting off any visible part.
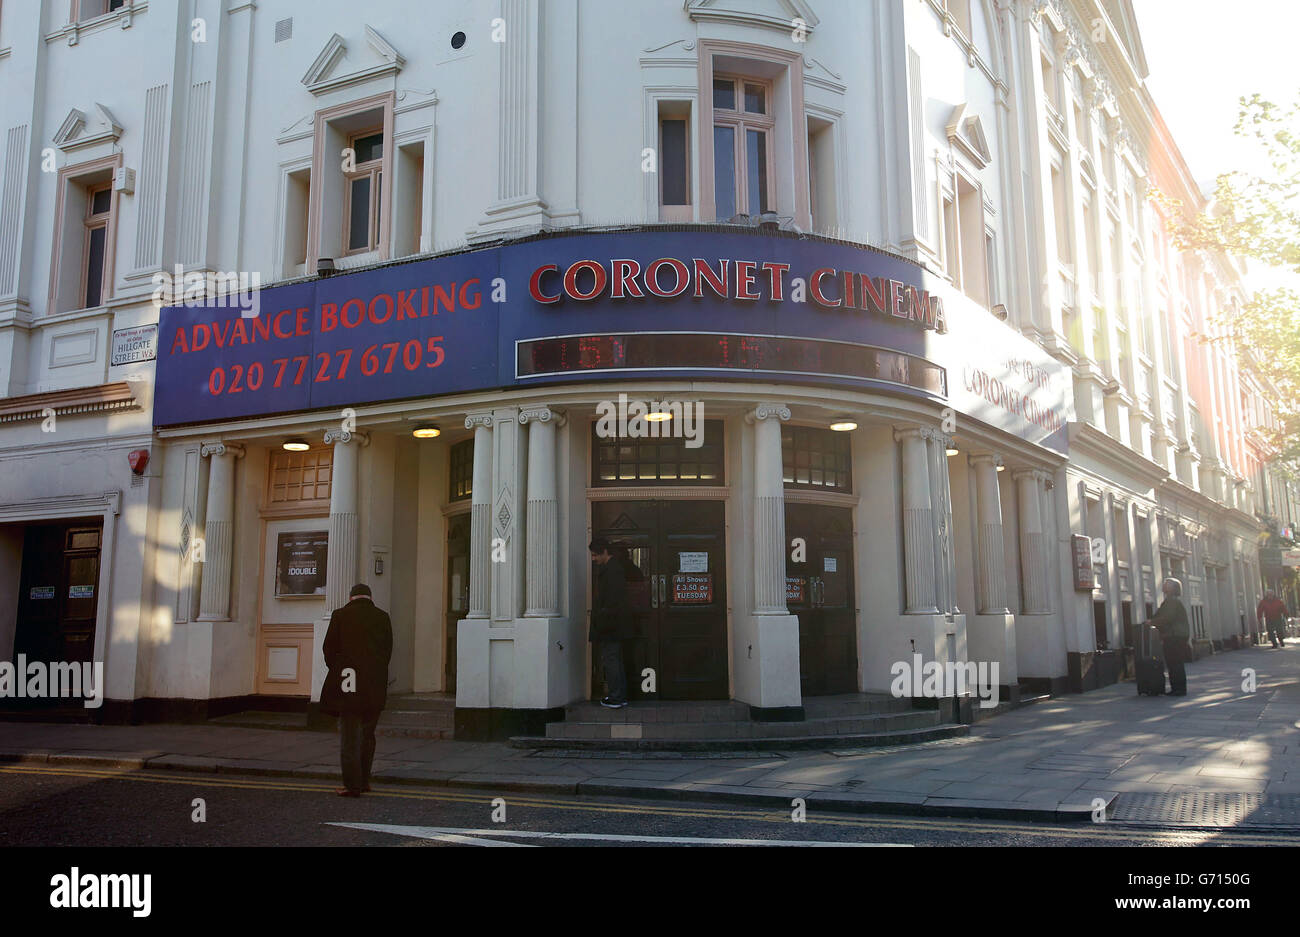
[968,612,1018,686]
[731,613,801,710]
[454,616,580,710]
[310,618,330,702]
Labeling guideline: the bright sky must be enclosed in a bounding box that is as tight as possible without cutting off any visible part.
[1132,0,1300,292]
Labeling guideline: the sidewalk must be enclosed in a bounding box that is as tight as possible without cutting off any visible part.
[2,643,1299,828]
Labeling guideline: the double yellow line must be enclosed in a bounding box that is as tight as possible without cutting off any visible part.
[0,763,1289,845]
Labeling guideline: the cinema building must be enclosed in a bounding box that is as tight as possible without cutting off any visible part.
[0,0,1288,737]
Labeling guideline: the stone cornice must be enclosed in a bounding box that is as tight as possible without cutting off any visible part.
[0,382,139,424]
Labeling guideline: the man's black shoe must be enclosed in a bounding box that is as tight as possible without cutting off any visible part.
[600,697,628,708]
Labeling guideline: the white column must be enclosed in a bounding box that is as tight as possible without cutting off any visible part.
[749,403,791,615]
[323,429,368,617]
[197,443,244,621]
[520,405,564,617]
[970,453,1009,615]
[465,413,495,620]
[927,430,957,616]
[1016,469,1050,614]
[896,427,938,614]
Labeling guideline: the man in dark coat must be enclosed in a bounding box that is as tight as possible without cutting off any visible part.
[1257,591,1290,648]
[589,539,632,708]
[1149,577,1191,696]
[320,583,393,796]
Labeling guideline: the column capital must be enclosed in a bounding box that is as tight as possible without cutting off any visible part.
[969,452,1003,468]
[518,405,566,427]
[892,424,926,442]
[746,403,791,424]
[201,442,244,459]
[323,429,369,447]
[465,412,495,430]
[1012,468,1050,485]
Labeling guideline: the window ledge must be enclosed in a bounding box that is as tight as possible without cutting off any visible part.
[45,2,146,45]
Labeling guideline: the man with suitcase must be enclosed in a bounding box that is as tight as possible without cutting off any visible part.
[1149,577,1191,696]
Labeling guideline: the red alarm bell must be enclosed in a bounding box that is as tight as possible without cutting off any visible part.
[128,449,150,475]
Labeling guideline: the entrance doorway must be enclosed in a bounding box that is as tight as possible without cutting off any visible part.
[590,500,727,700]
[445,512,470,692]
[784,503,857,696]
[14,521,102,666]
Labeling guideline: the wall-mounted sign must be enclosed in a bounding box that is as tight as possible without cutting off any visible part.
[275,531,328,597]
[672,573,713,604]
[1282,549,1300,568]
[786,576,805,603]
[29,586,55,600]
[1072,534,1094,592]
[823,556,837,573]
[154,230,1071,452]
[111,323,158,366]
[68,584,94,599]
[678,551,708,573]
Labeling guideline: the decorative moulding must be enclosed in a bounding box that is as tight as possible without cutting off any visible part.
[52,104,124,152]
[302,25,406,96]
[684,0,819,35]
[0,381,138,424]
[945,104,991,169]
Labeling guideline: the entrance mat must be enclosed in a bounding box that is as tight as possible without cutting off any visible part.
[1110,792,1300,830]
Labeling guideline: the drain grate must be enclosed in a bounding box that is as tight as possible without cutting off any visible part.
[1111,792,1300,829]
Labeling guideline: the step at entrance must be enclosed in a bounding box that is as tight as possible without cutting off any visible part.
[511,694,968,751]
[377,693,456,739]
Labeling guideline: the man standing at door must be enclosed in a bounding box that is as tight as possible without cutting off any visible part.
[590,539,631,708]
[320,583,393,796]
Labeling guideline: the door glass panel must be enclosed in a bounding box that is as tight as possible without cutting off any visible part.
[820,549,849,608]
[713,125,736,220]
[746,129,769,214]
[348,176,371,250]
[84,226,106,308]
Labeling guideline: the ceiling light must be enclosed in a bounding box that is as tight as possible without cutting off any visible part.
[829,418,857,432]
[412,423,441,439]
[946,445,959,456]
[283,437,309,451]
[996,464,1006,472]
[645,411,673,422]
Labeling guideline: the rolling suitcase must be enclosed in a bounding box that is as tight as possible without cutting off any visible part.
[1135,623,1165,696]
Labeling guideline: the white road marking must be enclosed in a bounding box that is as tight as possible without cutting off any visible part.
[328,822,909,847]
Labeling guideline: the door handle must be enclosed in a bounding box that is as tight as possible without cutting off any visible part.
[658,574,668,607]
[650,574,659,609]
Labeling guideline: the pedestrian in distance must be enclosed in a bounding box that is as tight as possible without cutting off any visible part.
[1257,590,1291,649]
[1148,577,1191,696]
[319,583,393,797]
[589,538,633,708]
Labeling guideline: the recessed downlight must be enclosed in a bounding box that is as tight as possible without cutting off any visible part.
[412,423,441,439]
[283,437,309,452]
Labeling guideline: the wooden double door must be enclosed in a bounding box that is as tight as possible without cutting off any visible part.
[14,521,102,667]
[784,503,857,697]
[591,500,728,700]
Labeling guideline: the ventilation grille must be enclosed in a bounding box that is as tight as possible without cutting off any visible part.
[274,18,293,42]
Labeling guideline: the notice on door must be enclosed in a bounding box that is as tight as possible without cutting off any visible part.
[68,584,94,599]
[29,586,55,600]
[672,573,713,603]
[678,551,708,573]
[786,576,805,603]
[275,530,329,597]
[823,556,837,573]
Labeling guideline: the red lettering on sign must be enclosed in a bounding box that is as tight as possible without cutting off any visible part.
[611,259,644,299]
[461,278,481,310]
[809,268,840,307]
[341,299,365,329]
[369,294,394,324]
[693,258,729,298]
[295,308,311,336]
[645,258,690,298]
[396,289,418,320]
[530,265,561,304]
[170,328,189,355]
[734,261,759,301]
[273,309,295,338]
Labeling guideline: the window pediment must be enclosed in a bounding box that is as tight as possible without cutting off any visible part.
[685,0,819,35]
[53,104,123,153]
[945,103,991,169]
[301,25,406,96]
